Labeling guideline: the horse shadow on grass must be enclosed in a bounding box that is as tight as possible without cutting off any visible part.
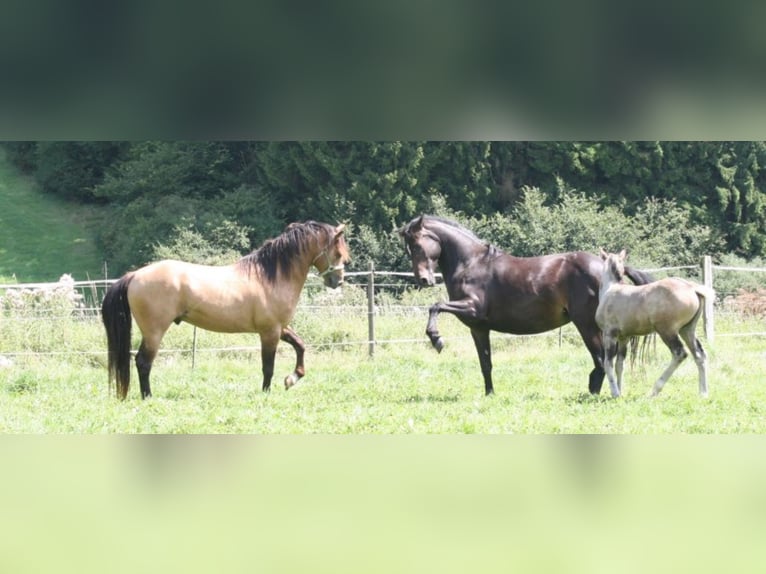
[568,391,644,405]
[400,392,462,404]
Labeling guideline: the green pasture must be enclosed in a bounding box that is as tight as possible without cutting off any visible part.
[0,291,764,433]
[0,150,104,283]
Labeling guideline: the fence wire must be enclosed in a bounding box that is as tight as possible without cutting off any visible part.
[1,264,766,362]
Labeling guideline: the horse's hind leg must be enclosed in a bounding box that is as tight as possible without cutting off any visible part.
[136,339,160,399]
[651,333,687,397]
[280,327,306,390]
[680,323,708,398]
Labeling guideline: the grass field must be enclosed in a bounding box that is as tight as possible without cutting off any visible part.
[0,149,105,282]
[0,300,764,433]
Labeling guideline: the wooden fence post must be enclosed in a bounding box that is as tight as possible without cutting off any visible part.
[702,255,714,342]
[367,261,375,357]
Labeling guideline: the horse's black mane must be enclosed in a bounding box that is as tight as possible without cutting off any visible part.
[402,214,496,254]
[237,220,334,283]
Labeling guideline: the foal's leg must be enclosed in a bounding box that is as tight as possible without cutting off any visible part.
[280,327,306,390]
[680,324,708,398]
[602,334,622,398]
[651,333,688,396]
[470,328,494,395]
[615,339,629,394]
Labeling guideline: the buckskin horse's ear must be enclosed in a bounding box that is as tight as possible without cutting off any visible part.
[619,248,627,260]
[599,248,608,260]
[334,223,346,236]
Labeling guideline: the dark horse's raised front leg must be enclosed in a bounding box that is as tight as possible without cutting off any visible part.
[426,299,479,351]
[426,298,494,395]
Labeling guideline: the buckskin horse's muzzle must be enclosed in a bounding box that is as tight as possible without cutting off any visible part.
[322,267,344,289]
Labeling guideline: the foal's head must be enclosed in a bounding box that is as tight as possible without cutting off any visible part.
[600,248,628,284]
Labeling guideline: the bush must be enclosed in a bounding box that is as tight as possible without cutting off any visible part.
[721,289,766,318]
[34,142,127,201]
[0,274,84,317]
[153,221,252,265]
[462,185,723,268]
[712,253,766,300]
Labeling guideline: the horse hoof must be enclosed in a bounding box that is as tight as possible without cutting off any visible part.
[433,338,445,353]
[284,374,298,390]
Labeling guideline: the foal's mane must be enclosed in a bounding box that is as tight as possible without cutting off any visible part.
[237,221,336,283]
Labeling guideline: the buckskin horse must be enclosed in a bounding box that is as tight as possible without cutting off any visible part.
[596,249,712,398]
[399,215,653,396]
[102,221,349,399]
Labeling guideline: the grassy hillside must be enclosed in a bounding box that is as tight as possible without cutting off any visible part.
[0,149,105,282]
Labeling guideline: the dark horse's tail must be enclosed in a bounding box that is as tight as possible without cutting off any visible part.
[623,265,656,365]
[102,274,134,400]
[624,266,655,287]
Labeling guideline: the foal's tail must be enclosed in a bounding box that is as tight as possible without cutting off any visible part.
[693,284,716,303]
[691,283,715,336]
[101,274,135,400]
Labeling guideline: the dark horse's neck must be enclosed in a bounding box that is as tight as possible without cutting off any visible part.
[428,219,492,280]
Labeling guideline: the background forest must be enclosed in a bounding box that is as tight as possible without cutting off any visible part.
[3,141,765,275]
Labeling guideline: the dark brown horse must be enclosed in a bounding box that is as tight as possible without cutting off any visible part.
[399,215,653,395]
[102,221,350,400]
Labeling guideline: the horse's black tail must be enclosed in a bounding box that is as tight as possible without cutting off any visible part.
[624,266,657,367]
[102,274,134,400]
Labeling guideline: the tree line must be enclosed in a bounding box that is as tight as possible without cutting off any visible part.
[3,141,765,274]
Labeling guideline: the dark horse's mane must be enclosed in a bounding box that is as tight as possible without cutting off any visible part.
[402,215,498,254]
[237,221,335,283]
[402,215,480,240]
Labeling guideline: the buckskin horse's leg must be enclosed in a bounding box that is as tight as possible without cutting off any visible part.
[470,328,494,395]
[280,326,306,390]
[135,339,159,399]
[260,331,280,392]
